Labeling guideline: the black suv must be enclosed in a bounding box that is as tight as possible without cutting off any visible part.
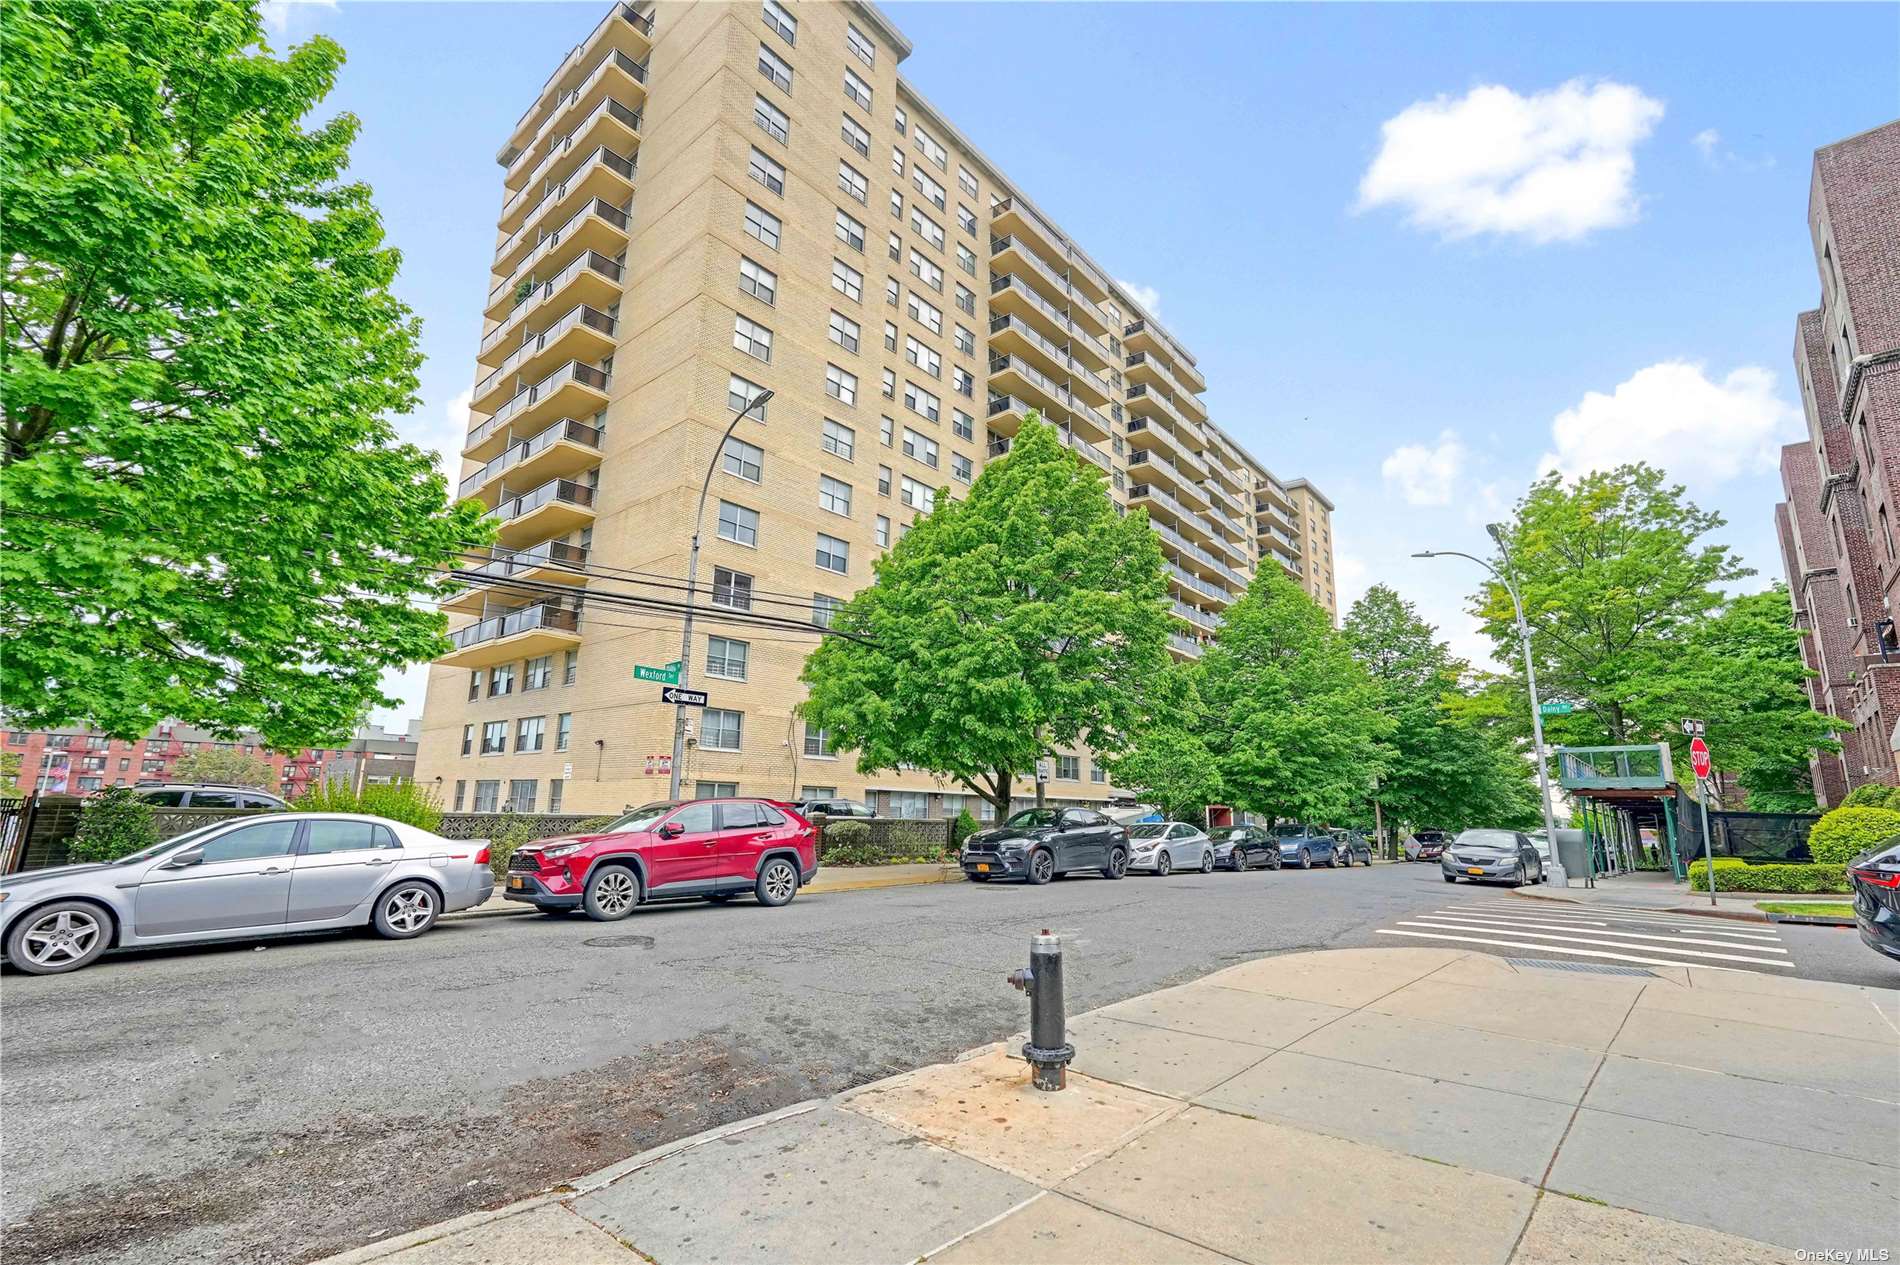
[959,807,1129,884]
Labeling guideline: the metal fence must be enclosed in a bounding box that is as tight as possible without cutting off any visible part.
[1672,797,1818,866]
[436,812,614,841]
[816,816,955,864]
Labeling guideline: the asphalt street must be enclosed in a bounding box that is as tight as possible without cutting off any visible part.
[2,862,1892,1264]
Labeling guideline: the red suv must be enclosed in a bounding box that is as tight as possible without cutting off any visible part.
[503,799,818,920]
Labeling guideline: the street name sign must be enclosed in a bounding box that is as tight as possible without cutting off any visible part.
[1539,700,1574,716]
[635,662,681,684]
[661,686,708,707]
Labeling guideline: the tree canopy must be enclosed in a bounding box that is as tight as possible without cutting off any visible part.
[0,1,487,747]
[172,748,276,789]
[799,417,1172,817]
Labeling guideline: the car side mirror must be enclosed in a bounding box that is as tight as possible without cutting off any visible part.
[162,848,204,870]
[658,822,684,839]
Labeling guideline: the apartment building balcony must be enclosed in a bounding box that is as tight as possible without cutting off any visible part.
[459,418,604,507]
[1259,526,1300,561]
[986,356,1112,443]
[1126,381,1203,439]
[986,314,1111,406]
[1124,318,1205,391]
[440,602,583,670]
[443,540,590,614]
[474,305,617,413]
[987,274,1115,369]
[503,91,642,225]
[989,234,1079,307]
[1131,483,1218,546]
[495,145,636,265]
[1125,449,1208,506]
[1168,632,1206,660]
[1256,476,1295,513]
[1204,528,1250,568]
[486,476,597,550]
[493,186,630,295]
[1125,415,1209,479]
[503,33,650,189]
[484,239,625,361]
[1171,600,1220,633]
[1166,562,1232,607]
[497,5,651,169]
[464,361,611,463]
[1203,477,1248,522]
[984,422,1112,473]
[1124,349,1195,404]
[988,197,1110,300]
[1150,520,1246,588]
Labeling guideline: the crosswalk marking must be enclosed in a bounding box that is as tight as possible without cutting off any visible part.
[1373,898,1793,972]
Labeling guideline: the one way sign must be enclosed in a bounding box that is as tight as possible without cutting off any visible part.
[660,686,708,707]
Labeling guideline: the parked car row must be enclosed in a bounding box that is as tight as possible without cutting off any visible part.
[955,812,1390,884]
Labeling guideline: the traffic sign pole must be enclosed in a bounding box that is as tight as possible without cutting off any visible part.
[1687,725,1716,906]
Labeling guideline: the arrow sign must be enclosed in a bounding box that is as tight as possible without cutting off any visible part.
[661,686,708,707]
[1689,735,1711,780]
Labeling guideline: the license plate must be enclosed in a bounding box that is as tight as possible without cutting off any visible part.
[975,863,991,872]
[1467,867,1484,875]
[509,876,526,889]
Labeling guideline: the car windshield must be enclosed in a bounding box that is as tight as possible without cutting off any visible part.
[1128,824,1166,840]
[1457,830,1518,849]
[1004,809,1061,829]
[1213,828,1249,841]
[110,821,234,866]
[599,803,678,834]
[1271,824,1307,838]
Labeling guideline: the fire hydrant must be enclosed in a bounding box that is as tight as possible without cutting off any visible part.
[1007,929,1074,1091]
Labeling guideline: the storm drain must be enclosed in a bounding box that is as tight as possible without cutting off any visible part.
[1503,958,1654,978]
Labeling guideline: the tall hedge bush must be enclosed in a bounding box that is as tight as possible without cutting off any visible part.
[1686,857,1851,894]
[1836,784,1893,809]
[68,786,159,863]
[291,781,444,832]
[1807,805,1900,866]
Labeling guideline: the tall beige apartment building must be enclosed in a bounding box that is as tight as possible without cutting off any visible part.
[413,0,1333,818]
[1286,478,1338,619]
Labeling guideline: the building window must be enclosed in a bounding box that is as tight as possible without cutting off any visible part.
[762,0,795,44]
[743,201,781,248]
[835,209,866,253]
[729,373,769,419]
[902,427,939,468]
[956,243,975,276]
[819,475,853,517]
[952,453,972,484]
[1090,761,1106,783]
[748,148,785,196]
[453,779,467,811]
[892,104,906,135]
[914,128,947,170]
[517,716,546,753]
[952,366,973,397]
[954,284,974,316]
[480,721,507,755]
[904,382,940,423]
[467,670,482,702]
[891,144,905,178]
[525,655,552,690]
[952,409,973,440]
[904,336,940,378]
[733,314,773,361]
[887,229,902,261]
[900,476,935,513]
[563,649,579,685]
[838,159,868,204]
[713,566,754,610]
[908,249,943,292]
[489,663,515,697]
[881,367,896,399]
[822,418,856,461]
[757,42,792,92]
[954,324,974,356]
[507,779,537,814]
[841,113,870,157]
[883,321,898,353]
[753,94,789,144]
[825,363,858,406]
[1056,756,1080,780]
[473,780,500,812]
[804,721,835,757]
[695,781,739,800]
[907,292,943,334]
[547,779,564,814]
[880,414,894,446]
[889,790,927,819]
[811,593,843,628]
[822,311,860,357]
[816,533,850,574]
[910,207,945,250]
[877,464,892,496]
[701,708,743,752]
[885,276,899,306]
[706,636,749,681]
[461,724,474,757]
[957,166,978,198]
[831,258,863,301]
[874,514,890,547]
[738,256,777,305]
[722,436,764,482]
[555,712,572,752]
[912,167,946,209]
[847,23,876,66]
[843,67,872,111]
[958,204,977,236]
[717,500,759,547]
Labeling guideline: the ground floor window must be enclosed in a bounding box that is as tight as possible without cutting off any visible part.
[473,780,500,813]
[507,779,536,814]
[888,791,927,819]
[697,781,739,798]
[547,779,564,814]
[453,780,466,812]
[802,785,837,798]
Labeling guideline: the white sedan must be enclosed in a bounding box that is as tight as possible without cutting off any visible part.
[1126,822,1215,876]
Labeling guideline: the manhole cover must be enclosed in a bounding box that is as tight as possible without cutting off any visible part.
[1504,957,1653,977]
[583,935,655,950]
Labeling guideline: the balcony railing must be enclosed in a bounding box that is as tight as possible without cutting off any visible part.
[447,602,581,653]
[459,419,603,500]
[499,144,636,246]
[1167,562,1231,604]
[459,539,590,586]
[503,12,651,161]
[465,361,610,454]
[1169,633,1205,659]
[493,188,630,295]
[1148,520,1245,587]
[484,236,626,352]
[474,305,616,402]
[505,94,642,218]
[986,427,1110,471]
[1171,600,1220,632]
[486,477,596,526]
[1127,449,1208,503]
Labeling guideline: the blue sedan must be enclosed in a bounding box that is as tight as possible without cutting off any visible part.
[1272,825,1338,870]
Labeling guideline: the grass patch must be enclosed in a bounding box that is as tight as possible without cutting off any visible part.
[1755,901,1854,917]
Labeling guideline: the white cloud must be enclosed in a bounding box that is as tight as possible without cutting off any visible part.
[1381,430,1468,507]
[1539,360,1802,487]
[1115,278,1161,316]
[1689,126,1774,172]
[259,0,337,36]
[1692,128,1722,160]
[1357,79,1665,243]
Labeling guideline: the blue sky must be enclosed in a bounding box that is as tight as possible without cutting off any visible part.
[264,1,1900,727]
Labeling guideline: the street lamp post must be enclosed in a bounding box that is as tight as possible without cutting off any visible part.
[668,389,773,801]
[1414,536,1567,888]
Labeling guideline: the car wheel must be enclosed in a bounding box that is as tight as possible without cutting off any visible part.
[5,901,110,975]
[1027,848,1056,885]
[1102,846,1128,880]
[1512,863,1526,888]
[583,866,641,921]
[1337,849,1352,868]
[373,882,439,939]
[1443,873,1458,883]
[1199,847,1214,874]
[1298,849,1311,870]
[1268,853,1282,870]
[756,858,799,907]
[1155,851,1173,877]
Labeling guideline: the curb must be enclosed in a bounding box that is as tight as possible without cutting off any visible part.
[441,865,963,923]
[1508,888,1777,924]
[1763,912,1857,927]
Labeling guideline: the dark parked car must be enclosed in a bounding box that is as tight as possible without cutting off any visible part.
[1441,829,1545,886]
[959,807,1129,884]
[1847,839,1900,964]
[505,799,819,917]
[1273,824,1338,870]
[131,782,288,810]
[1332,830,1374,867]
[1211,826,1281,872]
[1403,830,1452,862]
[794,797,876,819]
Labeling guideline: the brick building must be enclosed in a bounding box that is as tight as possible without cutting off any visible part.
[2,722,420,799]
[1774,119,1900,805]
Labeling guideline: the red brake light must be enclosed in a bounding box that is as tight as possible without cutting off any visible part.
[473,846,491,866]
[1849,865,1900,888]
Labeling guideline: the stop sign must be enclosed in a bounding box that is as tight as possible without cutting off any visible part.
[1689,736,1711,780]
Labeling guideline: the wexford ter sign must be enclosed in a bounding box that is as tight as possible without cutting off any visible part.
[635,662,681,684]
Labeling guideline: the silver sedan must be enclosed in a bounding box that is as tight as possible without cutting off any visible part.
[0,813,493,975]
[1126,822,1216,875]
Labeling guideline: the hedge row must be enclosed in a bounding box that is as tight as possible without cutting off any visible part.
[1686,857,1852,894]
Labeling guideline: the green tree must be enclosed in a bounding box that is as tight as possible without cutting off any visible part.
[69,785,159,863]
[1198,567,1391,825]
[0,751,21,795]
[172,748,275,789]
[800,417,1172,819]
[0,1,488,748]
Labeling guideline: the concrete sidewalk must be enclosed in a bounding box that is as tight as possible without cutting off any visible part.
[1519,870,1853,922]
[325,947,1899,1265]
[446,862,961,919]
